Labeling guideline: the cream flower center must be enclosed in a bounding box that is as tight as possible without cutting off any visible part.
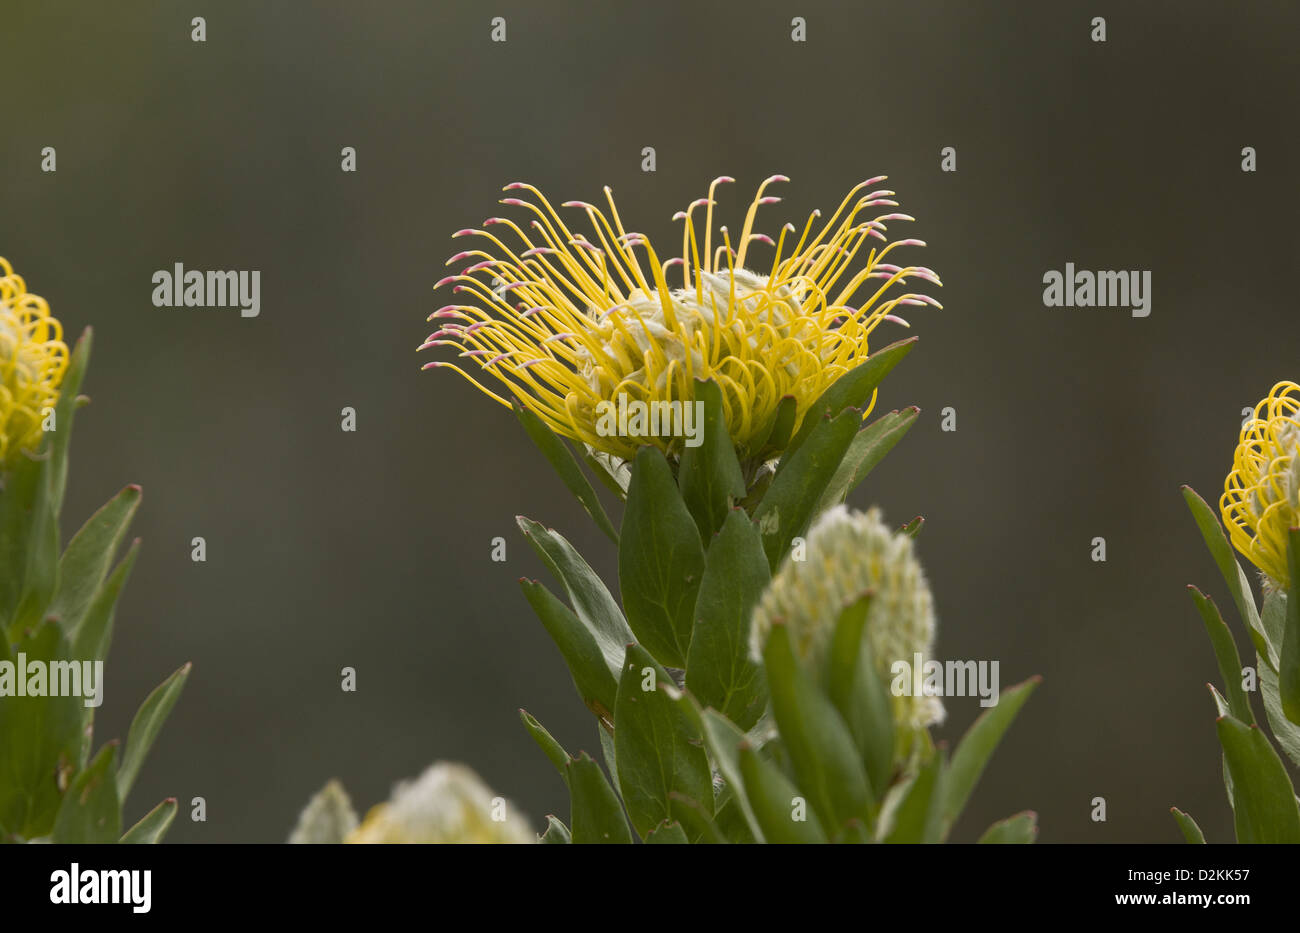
[577,268,807,397]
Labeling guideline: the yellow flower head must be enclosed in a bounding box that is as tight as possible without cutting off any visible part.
[1222,381,1300,588]
[0,257,68,467]
[421,176,939,461]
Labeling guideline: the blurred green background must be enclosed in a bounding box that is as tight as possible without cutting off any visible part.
[3,0,1298,843]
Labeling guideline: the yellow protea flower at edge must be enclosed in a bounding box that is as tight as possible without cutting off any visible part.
[421,176,940,463]
[0,257,69,467]
[1222,381,1300,589]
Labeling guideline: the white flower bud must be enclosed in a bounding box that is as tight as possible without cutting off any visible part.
[347,762,534,844]
[750,505,943,730]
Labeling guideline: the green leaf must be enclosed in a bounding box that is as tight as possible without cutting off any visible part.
[737,743,827,843]
[0,330,88,634]
[0,456,46,627]
[816,407,919,513]
[618,447,706,667]
[713,793,758,844]
[519,709,572,783]
[1182,485,1273,667]
[1208,682,1230,717]
[1206,684,1236,807]
[736,466,775,515]
[763,623,871,832]
[514,403,619,544]
[1259,649,1300,767]
[753,406,859,569]
[47,328,92,515]
[1255,591,1300,762]
[1188,586,1254,724]
[567,752,632,844]
[679,697,765,843]
[539,815,571,843]
[1281,529,1300,723]
[1216,714,1300,843]
[900,515,925,538]
[941,676,1040,832]
[685,509,769,730]
[118,662,190,802]
[11,453,60,637]
[49,485,140,635]
[518,516,633,688]
[598,721,620,795]
[753,395,797,459]
[1262,587,1287,655]
[882,748,945,843]
[977,811,1039,844]
[678,379,746,541]
[121,797,179,844]
[0,619,83,838]
[52,741,120,844]
[826,594,894,799]
[784,337,916,460]
[1169,807,1206,844]
[614,644,712,838]
[645,819,690,844]
[71,538,140,667]
[666,792,728,843]
[521,580,618,723]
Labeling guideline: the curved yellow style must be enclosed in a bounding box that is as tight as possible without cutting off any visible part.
[1222,381,1300,588]
[421,176,940,461]
[0,257,69,467]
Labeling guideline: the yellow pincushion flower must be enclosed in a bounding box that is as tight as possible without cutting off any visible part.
[1222,381,1300,588]
[421,176,940,462]
[0,257,69,467]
